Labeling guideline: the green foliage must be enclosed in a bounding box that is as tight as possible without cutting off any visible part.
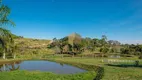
[63,44,72,53]
[120,48,130,54]
[0,0,15,59]
[68,33,82,46]
[120,44,142,56]
[100,47,109,54]
[49,33,123,57]
[139,55,142,59]
[54,46,62,54]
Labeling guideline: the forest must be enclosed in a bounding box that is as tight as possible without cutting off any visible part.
[48,33,142,59]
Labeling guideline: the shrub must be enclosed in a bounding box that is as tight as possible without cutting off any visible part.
[135,61,139,67]
[139,55,142,59]
[33,50,38,54]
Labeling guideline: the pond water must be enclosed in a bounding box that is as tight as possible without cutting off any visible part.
[0,60,86,74]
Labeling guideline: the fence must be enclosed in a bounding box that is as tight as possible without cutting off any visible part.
[102,59,142,66]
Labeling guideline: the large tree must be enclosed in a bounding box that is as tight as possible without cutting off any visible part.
[68,33,82,54]
[0,0,15,59]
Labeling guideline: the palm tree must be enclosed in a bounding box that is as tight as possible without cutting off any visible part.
[99,35,109,57]
[0,28,14,59]
[0,0,15,59]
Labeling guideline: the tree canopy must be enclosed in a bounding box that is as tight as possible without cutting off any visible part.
[0,0,15,59]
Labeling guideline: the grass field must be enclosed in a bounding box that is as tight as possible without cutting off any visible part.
[48,57,142,80]
[0,57,142,80]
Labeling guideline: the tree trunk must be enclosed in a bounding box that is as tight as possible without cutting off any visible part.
[13,54,16,59]
[3,52,5,59]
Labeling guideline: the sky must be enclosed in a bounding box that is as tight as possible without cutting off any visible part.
[2,0,142,44]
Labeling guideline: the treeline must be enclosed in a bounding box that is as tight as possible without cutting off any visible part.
[121,44,142,56]
[48,33,142,58]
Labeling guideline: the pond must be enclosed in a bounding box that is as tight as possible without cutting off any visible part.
[0,60,86,74]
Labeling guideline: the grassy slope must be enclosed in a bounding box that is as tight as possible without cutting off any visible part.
[15,38,51,47]
[14,38,54,58]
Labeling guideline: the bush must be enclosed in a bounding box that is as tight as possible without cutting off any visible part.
[33,50,38,54]
[139,55,142,59]
[135,61,139,67]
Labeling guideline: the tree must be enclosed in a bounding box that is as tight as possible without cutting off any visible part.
[108,40,121,53]
[0,0,15,59]
[108,40,121,46]
[0,28,14,59]
[54,46,62,54]
[68,33,82,46]
[68,33,82,54]
[93,38,101,47]
[109,47,118,54]
[63,44,71,53]
[100,35,108,47]
[11,44,18,59]
[120,47,130,54]
[100,47,109,57]
[82,37,94,51]
[53,38,58,42]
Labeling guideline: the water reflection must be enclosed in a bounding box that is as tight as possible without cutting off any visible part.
[0,61,21,72]
[59,63,64,67]
[0,60,86,74]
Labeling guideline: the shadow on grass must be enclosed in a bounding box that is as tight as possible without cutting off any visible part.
[106,64,142,68]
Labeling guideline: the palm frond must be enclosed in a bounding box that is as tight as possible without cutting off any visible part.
[0,37,4,48]
[0,5,15,26]
[0,27,14,49]
[0,27,11,36]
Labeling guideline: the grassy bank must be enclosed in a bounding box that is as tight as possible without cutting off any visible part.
[0,70,96,80]
[0,57,142,80]
[47,57,142,80]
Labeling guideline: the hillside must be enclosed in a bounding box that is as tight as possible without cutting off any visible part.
[14,38,51,49]
[14,38,54,58]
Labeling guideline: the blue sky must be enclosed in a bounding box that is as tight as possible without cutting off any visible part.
[3,0,142,44]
